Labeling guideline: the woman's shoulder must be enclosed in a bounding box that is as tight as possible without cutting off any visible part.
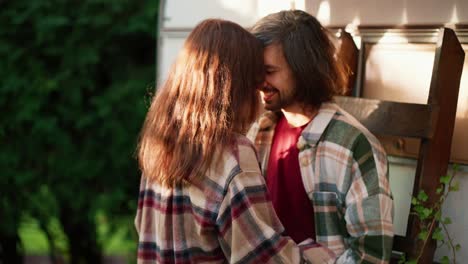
[230,134,261,172]
[203,134,261,187]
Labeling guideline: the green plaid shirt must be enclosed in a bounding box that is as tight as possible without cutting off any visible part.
[247,103,394,264]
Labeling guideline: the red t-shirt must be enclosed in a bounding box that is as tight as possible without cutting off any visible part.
[266,114,316,243]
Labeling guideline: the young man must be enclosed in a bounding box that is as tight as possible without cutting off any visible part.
[248,10,394,263]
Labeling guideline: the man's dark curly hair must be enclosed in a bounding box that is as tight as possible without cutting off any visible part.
[251,10,346,108]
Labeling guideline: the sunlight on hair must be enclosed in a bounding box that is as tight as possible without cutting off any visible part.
[316,1,331,26]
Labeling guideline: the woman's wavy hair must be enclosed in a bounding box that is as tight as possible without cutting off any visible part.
[251,10,347,107]
[137,19,264,187]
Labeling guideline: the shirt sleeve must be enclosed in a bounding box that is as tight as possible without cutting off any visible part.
[216,170,314,264]
[134,175,146,236]
[337,134,394,263]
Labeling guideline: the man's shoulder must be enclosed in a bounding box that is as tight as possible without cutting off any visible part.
[328,111,364,134]
[321,104,387,163]
[319,106,368,148]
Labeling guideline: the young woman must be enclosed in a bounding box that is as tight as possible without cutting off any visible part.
[135,19,316,263]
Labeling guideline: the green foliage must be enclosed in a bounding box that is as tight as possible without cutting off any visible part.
[432,227,444,241]
[440,256,450,264]
[0,0,158,262]
[19,216,68,255]
[400,165,461,264]
[417,190,429,202]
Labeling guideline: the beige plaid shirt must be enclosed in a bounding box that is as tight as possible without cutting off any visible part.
[135,135,326,263]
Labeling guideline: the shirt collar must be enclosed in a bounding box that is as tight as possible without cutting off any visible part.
[256,103,337,146]
[299,103,337,147]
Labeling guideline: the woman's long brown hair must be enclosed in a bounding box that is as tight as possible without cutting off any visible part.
[137,19,264,187]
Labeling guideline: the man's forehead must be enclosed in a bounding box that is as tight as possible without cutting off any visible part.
[264,43,283,54]
[264,44,287,66]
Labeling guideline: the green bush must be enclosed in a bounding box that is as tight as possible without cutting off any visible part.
[0,1,158,263]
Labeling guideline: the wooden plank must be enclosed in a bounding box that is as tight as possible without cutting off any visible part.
[334,96,435,138]
[338,27,465,263]
[377,136,420,158]
[410,27,465,263]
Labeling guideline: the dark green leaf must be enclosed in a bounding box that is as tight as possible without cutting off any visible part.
[440,175,450,185]
[418,230,428,241]
[440,256,450,264]
[432,228,444,241]
[434,210,442,221]
[417,190,429,202]
[397,253,406,264]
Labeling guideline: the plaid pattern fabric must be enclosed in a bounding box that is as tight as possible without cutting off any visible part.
[135,135,318,264]
[247,103,394,264]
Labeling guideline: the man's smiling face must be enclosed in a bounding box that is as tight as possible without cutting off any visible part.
[258,43,297,112]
